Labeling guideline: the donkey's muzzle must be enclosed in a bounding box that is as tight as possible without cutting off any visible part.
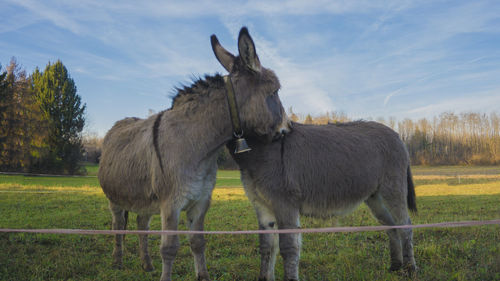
[272,120,292,141]
[272,131,285,141]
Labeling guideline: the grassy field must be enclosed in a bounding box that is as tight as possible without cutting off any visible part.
[0,167,241,189]
[1,166,499,280]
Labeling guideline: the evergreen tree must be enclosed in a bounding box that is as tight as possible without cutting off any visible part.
[0,58,48,171]
[0,59,20,170]
[0,63,11,169]
[32,60,86,174]
[0,64,7,109]
[0,64,8,134]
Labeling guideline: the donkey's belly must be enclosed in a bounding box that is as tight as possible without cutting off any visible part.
[102,186,162,215]
[127,200,161,215]
[300,199,364,218]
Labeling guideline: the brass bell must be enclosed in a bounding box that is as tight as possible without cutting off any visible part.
[234,137,251,154]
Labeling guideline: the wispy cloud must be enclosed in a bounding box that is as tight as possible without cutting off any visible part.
[407,88,500,116]
[383,56,489,106]
[4,0,84,34]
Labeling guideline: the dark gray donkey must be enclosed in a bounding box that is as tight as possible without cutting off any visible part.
[229,121,417,280]
[98,27,290,281]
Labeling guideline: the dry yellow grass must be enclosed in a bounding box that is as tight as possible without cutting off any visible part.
[416,181,500,196]
[212,187,246,201]
[0,183,102,194]
[414,174,500,180]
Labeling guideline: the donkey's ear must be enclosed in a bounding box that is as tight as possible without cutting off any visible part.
[211,34,235,73]
[238,27,261,73]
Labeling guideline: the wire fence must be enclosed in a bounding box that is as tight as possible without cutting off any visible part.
[1,219,499,236]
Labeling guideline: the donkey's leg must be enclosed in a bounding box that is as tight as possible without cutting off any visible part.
[159,205,181,281]
[365,193,403,271]
[400,217,417,272]
[275,207,301,281]
[137,214,154,272]
[242,172,279,281]
[109,202,128,269]
[253,201,279,281]
[186,197,211,281]
[379,180,417,273]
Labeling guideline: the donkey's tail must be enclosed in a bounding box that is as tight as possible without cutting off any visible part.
[407,166,417,213]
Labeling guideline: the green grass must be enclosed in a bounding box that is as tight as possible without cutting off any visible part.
[0,174,99,187]
[1,167,500,280]
[83,162,99,176]
[0,170,242,189]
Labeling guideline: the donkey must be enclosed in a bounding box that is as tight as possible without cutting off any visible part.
[228,121,417,280]
[98,27,290,281]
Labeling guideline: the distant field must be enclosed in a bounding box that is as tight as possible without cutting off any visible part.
[84,162,99,176]
[0,168,242,188]
[1,164,499,188]
[1,165,499,280]
[412,165,500,175]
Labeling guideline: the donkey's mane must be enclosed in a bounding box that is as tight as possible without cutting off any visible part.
[170,74,225,109]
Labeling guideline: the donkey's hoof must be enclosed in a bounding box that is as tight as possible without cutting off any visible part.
[403,264,418,276]
[140,255,154,271]
[197,274,210,281]
[142,262,155,272]
[389,262,403,272]
[112,261,124,270]
[406,264,418,272]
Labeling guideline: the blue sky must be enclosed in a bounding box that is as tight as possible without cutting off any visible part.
[1,0,500,136]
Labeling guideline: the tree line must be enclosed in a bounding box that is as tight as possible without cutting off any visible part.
[0,58,86,174]
[398,112,500,165]
[288,108,500,166]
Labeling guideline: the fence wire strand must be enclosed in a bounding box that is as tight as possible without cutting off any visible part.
[1,219,499,236]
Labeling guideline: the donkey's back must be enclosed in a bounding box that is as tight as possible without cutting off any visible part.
[292,121,412,216]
